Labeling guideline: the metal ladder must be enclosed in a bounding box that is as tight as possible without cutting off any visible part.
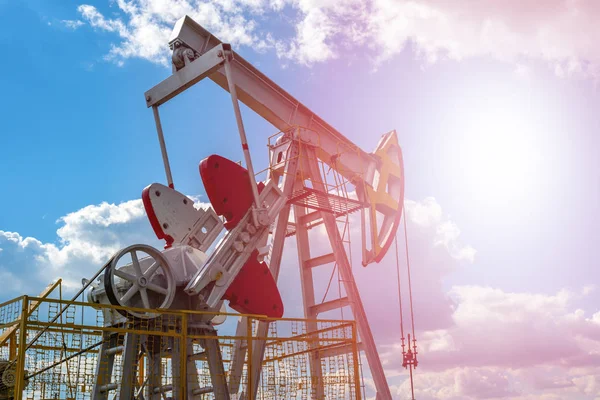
[291,147,390,399]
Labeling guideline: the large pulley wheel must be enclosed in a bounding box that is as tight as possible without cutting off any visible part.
[104,244,175,319]
[0,361,27,395]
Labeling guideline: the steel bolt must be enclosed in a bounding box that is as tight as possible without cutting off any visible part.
[246,223,257,235]
[146,95,151,102]
[233,241,244,252]
[240,232,251,243]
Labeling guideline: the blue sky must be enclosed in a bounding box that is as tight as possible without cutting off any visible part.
[2,0,600,398]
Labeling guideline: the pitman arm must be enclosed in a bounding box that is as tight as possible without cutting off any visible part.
[184,180,286,307]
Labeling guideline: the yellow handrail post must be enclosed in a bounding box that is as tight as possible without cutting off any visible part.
[351,321,362,400]
[8,334,16,359]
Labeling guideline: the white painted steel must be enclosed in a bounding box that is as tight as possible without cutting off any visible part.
[184,180,286,308]
[143,183,223,252]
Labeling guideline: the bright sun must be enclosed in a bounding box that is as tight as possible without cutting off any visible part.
[457,106,543,208]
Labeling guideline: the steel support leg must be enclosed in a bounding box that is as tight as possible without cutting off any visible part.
[186,340,202,398]
[147,335,163,400]
[201,329,230,399]
[293,201,325,399]
[228,140,299,397]
[170,336,183,399]
[248,141,300,398]
[118,333,140,400]
[92,332,118,400]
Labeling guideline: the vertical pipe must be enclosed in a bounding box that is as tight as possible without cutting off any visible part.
[223,56,261,209]
[152,105,175,188]
[246,317,253,400]
[409,363,415,400]
[14,296,28,400]
[180,313,188,398]
[74,300,84,400]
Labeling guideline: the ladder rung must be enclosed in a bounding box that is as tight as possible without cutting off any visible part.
[304,253,335,268]
[310,297,350,315]
[99,383,118,392]
[153,385,173,394]
[193,386,214,395]
[319,342,363,359]
[104,345,124,356]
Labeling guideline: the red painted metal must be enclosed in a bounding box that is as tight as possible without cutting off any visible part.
[223,250,284,318]
[142,186,174,248]
[201,154,283,317]
[200,154,264,230]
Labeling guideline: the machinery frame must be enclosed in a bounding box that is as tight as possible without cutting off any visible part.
[142,15,404,400]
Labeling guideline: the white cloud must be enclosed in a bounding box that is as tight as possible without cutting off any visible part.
[75,1,265,66]
[417,286,600,369]
[391,366,600,400]
[0,194,214,298]
[406,198,476,263]
[61,20,85,30]
[381,285,600,399]
[0,200,158,296]
[68,0,600,78]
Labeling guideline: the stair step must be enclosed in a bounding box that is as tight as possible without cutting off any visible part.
[188,351,207,361]
[300,211,322,224]
[309,297,350,315]
[304,253,336,268]
[104,345,124,356]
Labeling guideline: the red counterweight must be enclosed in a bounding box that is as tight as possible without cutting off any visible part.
[200,154,265,230]
[201,154,283,318]
[222,249,284,318]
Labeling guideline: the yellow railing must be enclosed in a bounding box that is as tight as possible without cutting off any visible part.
[0,295,361,400]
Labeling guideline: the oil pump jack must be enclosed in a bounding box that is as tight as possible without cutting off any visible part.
[85,15,407,400]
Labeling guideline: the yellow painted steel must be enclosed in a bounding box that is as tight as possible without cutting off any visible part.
[365,131,403,257]
[0,295,361,400]
[0,280,62,349]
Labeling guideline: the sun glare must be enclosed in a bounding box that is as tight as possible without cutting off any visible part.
[457,106,542,208]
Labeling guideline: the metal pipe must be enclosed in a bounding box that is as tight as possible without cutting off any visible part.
[152,105,175,188]
[222,54,261,210]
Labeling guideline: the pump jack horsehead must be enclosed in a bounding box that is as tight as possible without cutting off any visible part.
[86,15,408,400]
